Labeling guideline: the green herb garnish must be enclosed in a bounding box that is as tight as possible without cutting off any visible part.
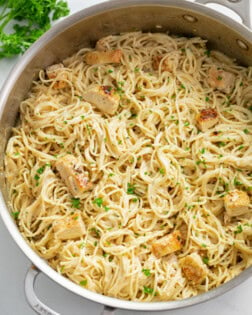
[0,0,70,58]
[79,280,87,286]
[202,257,209,264]
[71,198,80,209]
[93,197,103,207]
[11,211,20,219]
[127,183,136,195]
[143,286,154,294]
[234,225,243,234]
[142,269,151,276]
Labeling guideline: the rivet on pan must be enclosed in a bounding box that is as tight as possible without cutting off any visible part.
[183,15,198,23]
[228,0,241,3]
[237,39,249,50]
[155,25,162,29]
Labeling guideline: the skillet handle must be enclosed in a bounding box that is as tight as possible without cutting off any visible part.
[25,264,116,315]
[25,265,60,315]
[195,0,251,28]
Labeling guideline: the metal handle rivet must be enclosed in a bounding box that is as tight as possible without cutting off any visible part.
[183,15,198,23]
[237,39,249,50]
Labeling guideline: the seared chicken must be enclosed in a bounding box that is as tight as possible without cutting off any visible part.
[207,66,235,93]
[55,155,92,197]
[53,211,86,240]
[152,54,178,73]
[180,252,207,284]
[85,49,123,65]
[152,230,182,258]
[196,108,218,132]
[224,189,250,217]
[82,85,120,115]
[46,63,68,89]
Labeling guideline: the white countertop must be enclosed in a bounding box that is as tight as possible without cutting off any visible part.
[0,1,251,314]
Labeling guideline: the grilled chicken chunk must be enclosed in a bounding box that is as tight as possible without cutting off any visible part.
[224,189,250,217]
[84,49,123,65]
[180,253,207,284]
[82,85,120,115]
[207,66,235,93]
[152,230,182,258]
[152,54,178,73]
[53,211,86,240]
[46,63,68,89]
[196,108,218,132]
[55,155,92,197]
[95,36,113,51]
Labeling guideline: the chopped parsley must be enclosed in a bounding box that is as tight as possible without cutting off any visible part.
[79,280,87,286]
[11,211,20,220]
[234,225,243,234]
[142,269,151,276]
[234,177,242,186]
[108,173,115,177]
[217,141,226,147]
[127,183,136,195]
[217,76,222,80]
[184,121,190,127]
[108,69,113,73]
[34,174,40,181]
[71,198,80,209]
[204,50,211,57]
[201,243,207,248]
[159,168,165,174]
[93,197,103,207]
[243,129,249,134]
[199,148,205,154]
[237,145,244,150]
[143,286,154,294]
[202,257,209,265]
[134,67,140,72]
[205,96,209,102]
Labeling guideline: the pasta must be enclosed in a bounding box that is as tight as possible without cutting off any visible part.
[5,32,252,301]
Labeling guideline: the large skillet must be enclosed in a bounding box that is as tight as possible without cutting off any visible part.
[0,1,252,314]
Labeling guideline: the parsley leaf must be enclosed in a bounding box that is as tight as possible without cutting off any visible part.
[79,280,87,286]
[93,197,103,207]
[0,0,70,58]
[71,198,80,209]
[202,257,209,265]
[127,183,136,195]
[143,286,154,294]
[234,225,243,234]
[11,211,20,220]
[142,269,151,276]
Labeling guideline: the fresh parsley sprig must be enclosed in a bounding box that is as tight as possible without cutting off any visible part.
[0,0,70,58]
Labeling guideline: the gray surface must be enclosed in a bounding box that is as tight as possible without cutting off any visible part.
[0,1,252,314]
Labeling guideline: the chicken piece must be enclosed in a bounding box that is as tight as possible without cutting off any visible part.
[82,85,120,115]
[207,66,235,93]
[224,189,250,217]
[196,108,218,132]
[180,253,207,284]
[152,230,182,258]
[95,36,113,51]
[84,49,123,65]
[152,54,178,73]
[53,211,86,240]
[46,63,68,89]
[55,155,92,197]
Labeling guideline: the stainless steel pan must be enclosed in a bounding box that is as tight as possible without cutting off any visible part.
[0,1,252,314]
